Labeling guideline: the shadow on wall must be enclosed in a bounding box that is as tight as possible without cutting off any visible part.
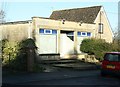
[62,48,99,63]
[60,48,78,59]
[2,38,38,71]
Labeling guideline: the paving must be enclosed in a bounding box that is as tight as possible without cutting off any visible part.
[41,59,101,71]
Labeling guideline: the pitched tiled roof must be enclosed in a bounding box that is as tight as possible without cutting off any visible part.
[50,6,101,24]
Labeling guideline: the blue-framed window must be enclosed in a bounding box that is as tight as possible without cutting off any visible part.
[39,29,57,35]
[77,31,91,37]
[77,32,81,36]
[82,32,86,36]
[52,30,57,34]
[87,32,91,36]
[39,29,44,33]
[45,30,51,34]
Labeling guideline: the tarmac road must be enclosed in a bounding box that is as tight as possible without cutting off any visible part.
[2,60,120,87]
[19,70,120,86]
[3,70,120,86]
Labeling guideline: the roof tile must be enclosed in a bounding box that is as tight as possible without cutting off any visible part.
[50,6,101,24]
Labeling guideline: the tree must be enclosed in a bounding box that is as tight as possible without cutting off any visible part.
[0,10,5,23]
[113,27,120,51]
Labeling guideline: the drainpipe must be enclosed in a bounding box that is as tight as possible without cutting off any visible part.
[100,11,102,39]
[98,11,103,39]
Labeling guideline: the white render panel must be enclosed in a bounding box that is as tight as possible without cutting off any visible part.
[60,34,74,58]
[77,37,84,53]
[37,34,57,54]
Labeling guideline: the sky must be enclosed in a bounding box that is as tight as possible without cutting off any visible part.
[0,1,119,32]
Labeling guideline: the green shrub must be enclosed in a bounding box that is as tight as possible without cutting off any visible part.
[2,38,40,71]
[80,38,119,61]
[19,38,36,49]
[112,40,120,51]
[1,39,20,66]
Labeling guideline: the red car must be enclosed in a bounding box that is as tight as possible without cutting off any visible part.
[101,52,120,77]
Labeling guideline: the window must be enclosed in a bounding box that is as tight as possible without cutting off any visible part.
[82,32,86,35]
[52,30,57,34]
[39,29,44,33]
[66,32,74,41]
[81,32,87,36]
[77,32,81,36]
[104,54,120,62]
[87,32,91,36]
[98,23,103,34]
[68,36,74,41]
[39,29,57,35]
[67,32,74,36]
[45,30,51,34]
[78,32,88,37]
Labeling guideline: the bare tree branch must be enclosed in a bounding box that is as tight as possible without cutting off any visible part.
[0,10,5,23]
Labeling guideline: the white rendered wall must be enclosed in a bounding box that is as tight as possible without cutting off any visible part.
[60,34,74,58]
[37,34,57,54]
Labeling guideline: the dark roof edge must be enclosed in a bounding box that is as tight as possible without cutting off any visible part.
[53,5,102,12]
[32,16,49,19]
[0,20,32,25]
[32,16,96,24]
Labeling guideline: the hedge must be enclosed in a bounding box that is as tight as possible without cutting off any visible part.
[80,38,119,61]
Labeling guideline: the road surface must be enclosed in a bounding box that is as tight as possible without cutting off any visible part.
[12,70,120,86]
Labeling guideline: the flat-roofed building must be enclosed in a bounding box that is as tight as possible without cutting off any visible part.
[0,6,113,59]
